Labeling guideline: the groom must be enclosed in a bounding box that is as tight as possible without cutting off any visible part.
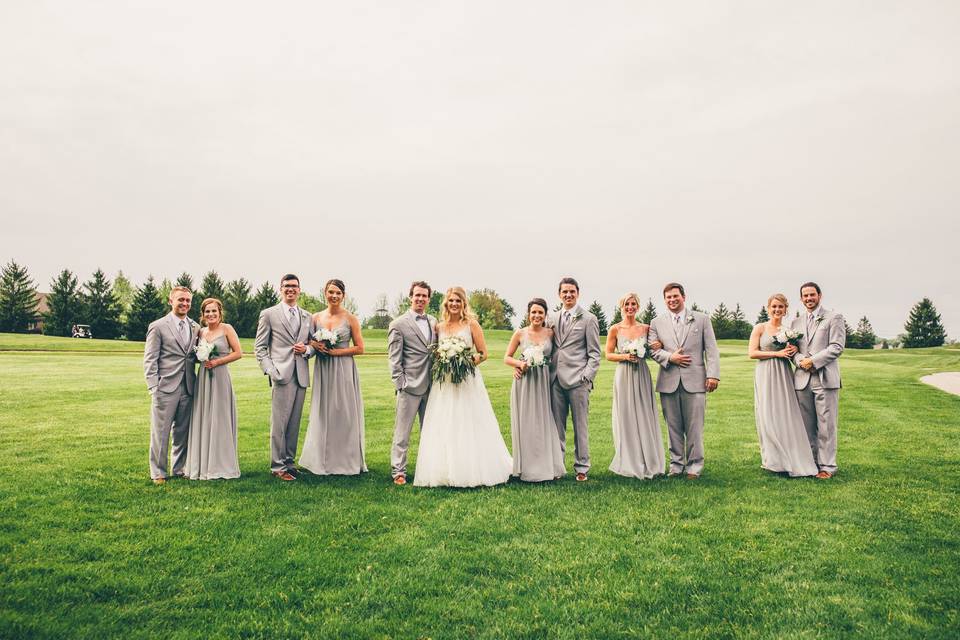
[144,286,199,484]
[648,282,720,479]
[791,282,845,479]
[548,277,601,482]
[388,281,437,485]
[254,273,314,481]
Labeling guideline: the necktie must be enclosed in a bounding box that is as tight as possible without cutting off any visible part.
[807,313,815,337]
[178,319,188,348]
[289,307,299,334]
[561,311,570,338]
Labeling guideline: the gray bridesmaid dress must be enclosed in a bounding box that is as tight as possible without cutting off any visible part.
[299,318,367,475]
[754,333,818,477]
[509,333,565,482]
[186,333,240,480]
[609,335,665,479]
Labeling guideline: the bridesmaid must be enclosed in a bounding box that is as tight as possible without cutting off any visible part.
[748,294,818,477]
[299,278,367,475]
[504,298,565,482]
[185,298,242,480]
[604,292,665,479]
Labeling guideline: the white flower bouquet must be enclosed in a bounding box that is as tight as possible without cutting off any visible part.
[194,338,219,377]
[313,327,339,348]
[520,343,549,368]
[430,335,476,385]
[772,328,804,348]
[620,338,647,363]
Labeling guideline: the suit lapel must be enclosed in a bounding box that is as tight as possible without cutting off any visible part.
[807,308,825,343]
[167,314,188,354]
[678,313,693,349]
[276,304,297,342]
[409,312,429,348]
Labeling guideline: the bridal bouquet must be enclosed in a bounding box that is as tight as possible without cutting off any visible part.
[313,327,339,348]
[195,339,219,377]
[772,328,803,349]
[430,336,476,385]
[620,338,647,362]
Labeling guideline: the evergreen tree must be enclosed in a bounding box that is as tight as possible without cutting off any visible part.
[903,298,947,348]
[588,300,608,335]
[125,276,166,342]
[158,278,173,304]
[610,306,622,326]
[639,298,657,324]
[81,269,122,339]
[756,306,769,324]
[44,269,81,336]
[710,303,733,339]
[253,281,280,312]
[851,316,877,349]
[731,303,752,339]
[175,272,194,290]
[691,302,705,314]
[113,270,135,325]
[224,278,257,337]
[197,270,226,303]
[843,319,855,348]
[0,260,40,333]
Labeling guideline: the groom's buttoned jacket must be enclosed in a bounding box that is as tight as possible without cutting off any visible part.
[548,306,602,390]
[791,308,845,390]
[254,303,313,387]
[649,311,720,394]
[144,313,199,394]
[387,310,437,396]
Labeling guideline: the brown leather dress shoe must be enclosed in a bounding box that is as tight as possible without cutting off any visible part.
[272,471,296,481]
[686,473,700,480]
[575,473,588,482]
[815,471,833,479]
[153,478,166,485]
[393,475,407,486]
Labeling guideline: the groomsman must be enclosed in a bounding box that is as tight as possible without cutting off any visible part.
[648,282,720,479]
[548,277,601,481]
[388,281,437,485]
[791,282,845,479]
[254,274,314,481]
[144,286,199,484]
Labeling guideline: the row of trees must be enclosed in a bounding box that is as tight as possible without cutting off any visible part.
[0,260,952,348]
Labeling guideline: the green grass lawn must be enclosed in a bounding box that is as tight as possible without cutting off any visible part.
[1,333,959,639]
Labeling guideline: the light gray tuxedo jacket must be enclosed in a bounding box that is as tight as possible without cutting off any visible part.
[648,310,720,394]
[387,310,437,396]
[547,306,602,390]
[254,303,313,387]
[791,308,845,390]
[144,313,199,394]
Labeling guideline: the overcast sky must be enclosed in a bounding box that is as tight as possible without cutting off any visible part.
[2,1,958,338]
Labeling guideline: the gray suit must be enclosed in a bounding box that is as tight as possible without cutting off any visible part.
[388,309,437,478]
[144,312,199,479]
[548,305,601,475]
[648,310,720,475]
[254,303,314,473]
[791,307,845,474]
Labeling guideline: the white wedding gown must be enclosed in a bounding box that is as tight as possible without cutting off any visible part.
[413,325,513,487]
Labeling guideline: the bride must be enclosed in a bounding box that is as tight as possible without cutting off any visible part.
[413,286,513,487]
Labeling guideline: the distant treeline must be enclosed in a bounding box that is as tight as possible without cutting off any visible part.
[0,260,949,348]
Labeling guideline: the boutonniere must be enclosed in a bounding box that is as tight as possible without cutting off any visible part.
[686,315,695,324]
[573,311,583,321]
[815,314,824,325]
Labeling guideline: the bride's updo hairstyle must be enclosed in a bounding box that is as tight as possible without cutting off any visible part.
[527,298,548,315]
[441,286,476,325]
[767,293,789,310]
[617,292,641,314]
[200,298,224,327]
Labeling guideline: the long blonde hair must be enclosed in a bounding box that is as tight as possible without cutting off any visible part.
[440,286,475,325]
[618,292,641,314]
